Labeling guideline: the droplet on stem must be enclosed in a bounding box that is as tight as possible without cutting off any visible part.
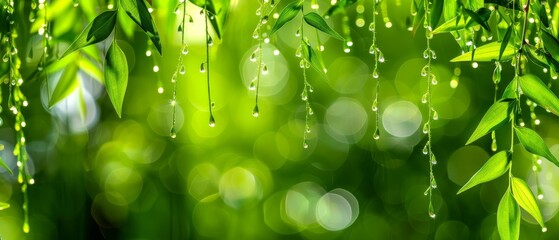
[179,65,186,75]
[373,128,380,140]
[200,63,206,73]
[422,122,429,134]
[209,115,216,127]
[252,105,259,117]
[181,44,189,55]
[170,127,177,138]
[372,99,378,112]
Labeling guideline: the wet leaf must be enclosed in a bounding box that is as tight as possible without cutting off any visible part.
[104,42,129,118]
[511,177,545,228]
[466,100,511,145]
[120,0,162,54]
[60,11,117,59]
[303,12,344,40]
[497,190,520,240]
[270,0,303,35]
[457,151,510,194]
[519,74,559,116]
[451,41,515,62]
[515,127,559,168]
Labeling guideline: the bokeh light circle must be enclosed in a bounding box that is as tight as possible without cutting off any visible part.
[382,100,422,138]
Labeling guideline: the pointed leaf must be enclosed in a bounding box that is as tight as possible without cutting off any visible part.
[451,41,516,62]
[511,177,545,228]
[514,127,559,167]
[270,1,302,36]
[303,12,344,40]
[541,29,559,58]
[500,26,512,61]
[523,44,550,69]
[0,202,9,211]
[466,100,511,144]
[119,0,161,54]
[301,40,327,79]
[502,77,518,100]
[430,0,444,28]
[443,0,458,21]
[49,62,79,107]
[497,190,520,240]
[519,74,559,116]
[78,57,103,83]
[104,42,129,118]
[0,156,12,175]
[457,151,510,194]
[60,11,117,59]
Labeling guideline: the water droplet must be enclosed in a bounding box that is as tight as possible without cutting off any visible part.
[179,65,186,75]
[421,65,428,77]
[211,102,216,109]
[295,29,300,37]
[2,52,8,62]
[372,99,378,112]
[373,128,380,140]
[472,62,479,68]
[421,93,428,104]
[369,44,376,54]
[428,203,436,219]
[542,227,548,233]
[171,73,178,83]
[261,15,268,24]
[250,52,257,62]
[207,36,214,46]
[170,127,177,138]
[200,63,206,73]
[423,123,429,134]
[369,22,375,31]
[252,28,260,39]
[158,87,164,94]
[306,125,311,133]
[431,74,438,85]
[538,194,544,200]
[189,15,194,24]
[430,154,437,165]
[73,1,79,7]
[431,178,437,189]
[491,131,497,152]
[308,108,314,115]
[431,50,437,59]
[262,64,268,75]
[249,78,257,90]
[423,49,429,59]
[303,141,309,149]
[153,65,159,72]
[493,62,502,84]
[372,69,379,79]
[424,187,430,196]
[422,142,429,155]
[295,47,302,58]
[255,7,262,16]
[252,105,259,117]
[432,109,438,120]
[23,222,29,233]
[181,44,189,55]
[209,115,216,127]
[299,59,305,69]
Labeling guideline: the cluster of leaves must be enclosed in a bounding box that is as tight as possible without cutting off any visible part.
[425,0,559,239]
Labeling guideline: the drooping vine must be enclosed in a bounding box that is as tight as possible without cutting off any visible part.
[202,0,216,128]
[170,0,190,138]
[369,0,384,140]
[270,0,343,148]
[420,0,438,219]
[1,1,33,233]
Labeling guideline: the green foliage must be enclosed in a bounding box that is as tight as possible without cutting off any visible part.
[514,127,559,167]
[49,61,79,107]
[466,100,511,145]
[451,41,515,62]
[104,42,129,118]
[120,0,162,54]
[0,156,12,175]
[518,74,559,116]
[457,151,510,194]
[60,11,117,59]
[303,12,344,40]
[511,177,545,228]
[0,202,9,211]
[269,1,302,36]
[497,190,520,240]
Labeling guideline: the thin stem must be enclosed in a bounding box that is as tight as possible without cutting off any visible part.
[204,1,215,127]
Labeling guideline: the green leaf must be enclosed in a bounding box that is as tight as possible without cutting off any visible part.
[60,11,117,59]
[502,77,517,99]
[523,45,550,69]
[303,12,344,40]
[497,190,520,240]
[514,127,559,167]
[443,0,458,21]
[457,151,510,194]
[270,1,303,36]
[104,42,129,118]
[0,202,9,211]
[466,100,511,145]
[430,0,444,28]
[541,29,559,59]
[119,0,162,54]
[531,1,549,28]
[451,41,516,62]
[518,74,559,116]
[78,87,87,122]
[499,26,512,61]
[49,62,79,107]
[511,177,545,228]
[0,156,12,175]
[486,0,521,10]
[301,40,327,79]
[78,57,103,84]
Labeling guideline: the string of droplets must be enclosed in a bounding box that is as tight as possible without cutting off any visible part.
[296,7,314,149]
[249,0,277,118]
[169,0,190,138]
[202,0,216,128]
[420,0,438,220]
[2,1,33,233]
[370,0,384,140]
[491,62,502,152]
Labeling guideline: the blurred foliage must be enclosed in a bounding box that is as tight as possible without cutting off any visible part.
[1,0,559,239]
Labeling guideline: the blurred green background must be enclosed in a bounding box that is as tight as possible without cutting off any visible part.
[1,0,559,239]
